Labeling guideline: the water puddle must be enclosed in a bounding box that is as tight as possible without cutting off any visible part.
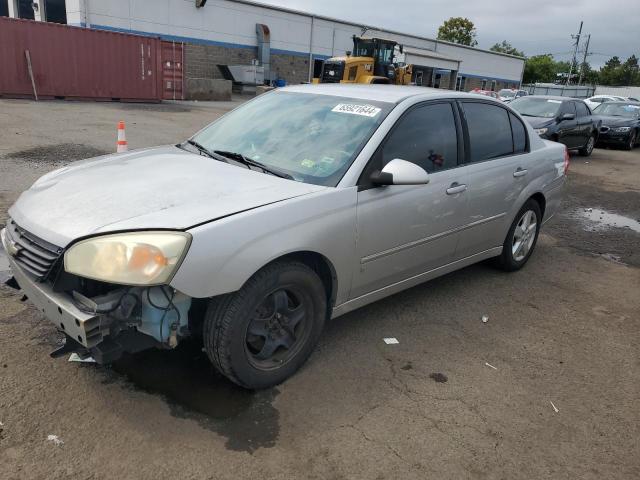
[108,342,280,452]
[577,208,640,233]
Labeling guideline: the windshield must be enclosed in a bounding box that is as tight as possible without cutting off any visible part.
[593,103,640,118]
[510,97,562,118]
[191,91,393,186]
[354,40,375,57]
[499,90,516,98]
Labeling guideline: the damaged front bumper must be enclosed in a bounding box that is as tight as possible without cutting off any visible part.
[2,228,192,363]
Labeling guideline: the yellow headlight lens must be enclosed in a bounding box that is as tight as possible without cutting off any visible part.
[64,232,191,285]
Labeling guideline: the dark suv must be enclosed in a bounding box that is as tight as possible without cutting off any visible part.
[510,96,599,156]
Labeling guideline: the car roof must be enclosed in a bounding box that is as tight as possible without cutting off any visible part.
[280,83,502,104]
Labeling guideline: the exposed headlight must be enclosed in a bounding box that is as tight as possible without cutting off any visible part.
[612,126,631,132]
[64,232,191,285]
[534,128,548,135]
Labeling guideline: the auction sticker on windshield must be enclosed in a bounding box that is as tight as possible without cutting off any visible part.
[332,104,381,117]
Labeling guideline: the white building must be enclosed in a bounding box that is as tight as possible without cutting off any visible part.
[2,0,525,90]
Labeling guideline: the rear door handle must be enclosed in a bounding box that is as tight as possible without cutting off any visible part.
[446,183,467,195]
[513,168,528,178]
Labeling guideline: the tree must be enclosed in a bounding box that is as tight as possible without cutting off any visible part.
[523,54,558,83]
[437,17,478,47]
[490,40,524,57]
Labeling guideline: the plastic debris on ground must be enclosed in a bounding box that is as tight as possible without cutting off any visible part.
[68,353,96,363]
[482,314,489,323]
[485,362,498,370]
[47,435,64,446]
[383,337,399,345]
[550,401,559,413]
[585,208,593,212]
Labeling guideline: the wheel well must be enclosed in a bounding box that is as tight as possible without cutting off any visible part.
[272,251,337,308]
[530,192,546,218]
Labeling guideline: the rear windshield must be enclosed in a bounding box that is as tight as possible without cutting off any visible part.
[192,91,394,187]
[510,97,562,118]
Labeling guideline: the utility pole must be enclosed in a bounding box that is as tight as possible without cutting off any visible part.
[578,34,591,85]
[566,21,583,85]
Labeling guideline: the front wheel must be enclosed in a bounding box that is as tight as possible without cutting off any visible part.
[623,130,637,150]
[496,200,542,271]
[203,261,327,389]
[579,134,595,156]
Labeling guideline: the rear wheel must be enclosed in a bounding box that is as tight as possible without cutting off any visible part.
[496,199,542,271]
[579,134,595,156]
[203,262,326,389]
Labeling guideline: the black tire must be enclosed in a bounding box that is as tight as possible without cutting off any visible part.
[203,261,326,389]
[496,199,542,272]
[623,130,636,150]
[578,133,595,156]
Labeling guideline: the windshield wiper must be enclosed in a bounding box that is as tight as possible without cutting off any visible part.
[183,139,223,161]
[214,150,294,180]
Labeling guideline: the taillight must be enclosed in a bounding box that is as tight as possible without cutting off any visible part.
[563,147,570,175]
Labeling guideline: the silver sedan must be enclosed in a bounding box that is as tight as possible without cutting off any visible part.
[2,84,567,389]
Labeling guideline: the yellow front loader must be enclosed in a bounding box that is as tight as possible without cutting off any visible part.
[313,36,413,85]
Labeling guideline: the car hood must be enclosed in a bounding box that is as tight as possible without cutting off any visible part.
[521,116,555,128]
[592,115,637,127]
[9,145,327,247]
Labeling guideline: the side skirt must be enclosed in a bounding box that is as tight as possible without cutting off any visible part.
[331,247,503,319]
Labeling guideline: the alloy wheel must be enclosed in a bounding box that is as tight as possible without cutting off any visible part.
[586,135,594,154]
[512,210,537,262]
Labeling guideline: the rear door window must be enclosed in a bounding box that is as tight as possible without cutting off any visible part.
[461,102,513,162]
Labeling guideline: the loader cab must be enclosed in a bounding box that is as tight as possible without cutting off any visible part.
[352,36,400,79]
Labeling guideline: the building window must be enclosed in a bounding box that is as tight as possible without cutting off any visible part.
[1,0,9,17]
[455,76,466,91]
[46,0,67,24]
[481,79,487,90]
[491,80,496,92]
[18,0,35,19]
[415,70,423,86]
[434,73,441,88]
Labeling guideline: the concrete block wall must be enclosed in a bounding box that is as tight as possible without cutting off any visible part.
[185,43,310,86]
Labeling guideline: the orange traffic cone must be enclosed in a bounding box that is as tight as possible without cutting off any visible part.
[116,121,128,153]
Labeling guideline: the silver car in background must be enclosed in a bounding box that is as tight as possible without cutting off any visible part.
[1,84,567,389]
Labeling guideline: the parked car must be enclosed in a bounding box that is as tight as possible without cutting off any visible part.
[584,94,627,110]
[498,89,528,103]
[470,88,502,100]
[510,95,599,156]
[592,101,640,150]
[2,85,567,389]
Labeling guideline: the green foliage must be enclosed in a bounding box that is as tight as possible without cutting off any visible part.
[437,17,478,47]
[598,55,640,86]
[523,54,560,83]
[490,41,524,57]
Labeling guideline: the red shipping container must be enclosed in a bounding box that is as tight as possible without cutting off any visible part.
[0,17,163,102]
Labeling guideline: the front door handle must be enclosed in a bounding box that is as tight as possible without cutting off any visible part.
[513,168,528,178]
[446,183,467,195]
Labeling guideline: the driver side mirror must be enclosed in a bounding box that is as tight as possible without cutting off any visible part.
[559,113,575,122]
[370,158,430,186]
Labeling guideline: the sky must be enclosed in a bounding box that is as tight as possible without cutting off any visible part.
[256,0,639,68]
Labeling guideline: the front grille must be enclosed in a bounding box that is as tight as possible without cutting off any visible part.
[320,61,345,83]
[6,219,63,281]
